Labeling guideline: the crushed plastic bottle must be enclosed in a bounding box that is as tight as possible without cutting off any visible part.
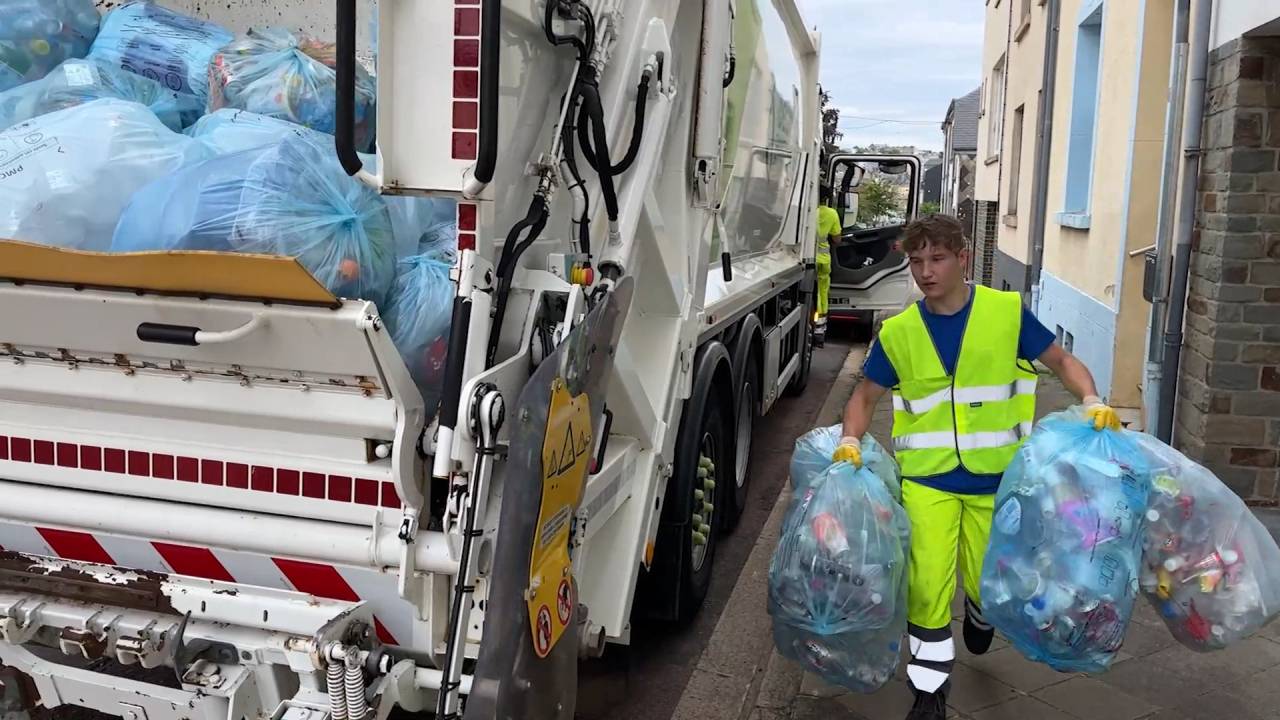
[89,2,232,103]
[769,427,909,693]
[979,406,1152,674]
[0,0,100,92]
[1131,432,1280,652]
[208,28,376,152]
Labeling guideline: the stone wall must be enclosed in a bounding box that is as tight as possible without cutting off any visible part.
[1176,36,1280,500]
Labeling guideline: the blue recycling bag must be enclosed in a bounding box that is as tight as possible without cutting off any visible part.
[111,129,396,306]
[0,0,100,92]
[89,1,231,102]
[0,98,208,251]
[769,426,910,693]
[186,107,319,154]
[383,255,455,413]
[209,28,376,152]
[980,406,1153,674]
[0,57,202,132]
[386,196,459,262]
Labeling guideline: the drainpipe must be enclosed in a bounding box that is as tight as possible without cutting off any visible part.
[1156,0,1213,443]
[1144,0,1193,432]
[1026,0,1062,310]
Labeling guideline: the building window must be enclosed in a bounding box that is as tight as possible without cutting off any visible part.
[1016,0,1033,40]
[1062,4,1104,219]
[1007,105,1026,215]
[987,56,1006,161]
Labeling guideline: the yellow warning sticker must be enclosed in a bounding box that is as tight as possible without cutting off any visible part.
[528,378,592,658]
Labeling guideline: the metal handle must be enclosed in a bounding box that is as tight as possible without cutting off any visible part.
[137,314,267,347]
[335,0,363,177]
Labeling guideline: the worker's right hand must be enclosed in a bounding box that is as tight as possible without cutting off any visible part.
[832,437,863,468]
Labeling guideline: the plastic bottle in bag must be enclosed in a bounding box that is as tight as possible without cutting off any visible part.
[111,129,396,307]
[769,426,910,693]
[0,57,203,132]
[979,406,1152,673]
[1130,432,1280,651]
[0,0,100,92]
[0,98,208,251]
[208,28,376,152]
[89,2,232,102]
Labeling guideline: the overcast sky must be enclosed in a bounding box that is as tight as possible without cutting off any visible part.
[795,0,985,151]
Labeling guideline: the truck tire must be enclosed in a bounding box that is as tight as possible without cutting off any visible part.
[786,300,815,397]
[675,390,728,619]
[724,350,758,532]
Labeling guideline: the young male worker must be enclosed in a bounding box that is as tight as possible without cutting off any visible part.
[832,215,1121,720]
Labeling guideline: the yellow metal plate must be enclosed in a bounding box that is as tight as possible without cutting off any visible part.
[528,378,593,658]
[0,239,338,306]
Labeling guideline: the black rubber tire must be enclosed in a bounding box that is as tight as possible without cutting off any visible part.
[723,351,758,532]
[674,395,728,621]
[786,300,816,397]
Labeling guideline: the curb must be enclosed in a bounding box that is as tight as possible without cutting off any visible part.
[670,346,866,720]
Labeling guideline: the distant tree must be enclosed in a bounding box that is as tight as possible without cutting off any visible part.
[856,177,901,227]
[920,201,942,215]
[819,86,842,158]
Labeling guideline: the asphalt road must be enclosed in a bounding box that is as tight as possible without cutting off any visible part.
[575,336,857,720]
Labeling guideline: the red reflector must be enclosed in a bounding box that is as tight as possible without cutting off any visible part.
[0,436,8,461]
[277,469,301,496]
[328,476,353,502]
[355,478,379,506]
[9,438,30,463]
[80,445,102,471]
[104,448,126,474]
[452,132,478,161]
[302,472,326,499]
[454,39,480,68]
[153,454,175,480]
[453,70,479,99]
[128,451,150,477]
[455,7,480,36]
[226,463,248,489]
[453,101,479,131]
[201,460,224,486]
[56,443,78,469]
[458,232,477,251]
[381,483,401,509]
[33,440,54,466]
[176,457,199,483]
[251,466,274,493]
[458,203,478,231]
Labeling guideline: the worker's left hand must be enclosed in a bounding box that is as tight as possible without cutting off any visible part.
[832,438,863,468]
[1083,396,1121,432]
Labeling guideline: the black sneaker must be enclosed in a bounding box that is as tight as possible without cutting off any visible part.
[963,610,995,655]
[906,689,948,720]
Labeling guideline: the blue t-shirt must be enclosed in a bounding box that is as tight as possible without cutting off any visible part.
[863,287,1056,495]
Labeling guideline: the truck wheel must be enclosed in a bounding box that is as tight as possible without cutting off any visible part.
[724,351,758,532]
[676,394,728,619]
[786,304,815,397]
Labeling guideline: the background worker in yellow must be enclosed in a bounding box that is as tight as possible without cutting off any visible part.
[814,185,841,344]
[832,215,1120,720]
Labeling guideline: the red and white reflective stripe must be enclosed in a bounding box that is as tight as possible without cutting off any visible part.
[451,0,481,161]
[0,435,401,509]
[0,523,409,646]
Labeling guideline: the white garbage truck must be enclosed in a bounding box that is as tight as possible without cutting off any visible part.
[0,1,823,718]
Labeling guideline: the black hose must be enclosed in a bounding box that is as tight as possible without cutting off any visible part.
[473,0,501,184]
[576,71,620,223]
[487,197,551,367]
[544,0,590,61]
[334,0,362,176]
[561,95,592,257]
[579,71,651,176]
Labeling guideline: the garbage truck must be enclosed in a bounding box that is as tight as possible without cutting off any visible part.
[0,0,822,718]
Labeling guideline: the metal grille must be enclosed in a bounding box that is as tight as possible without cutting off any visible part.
[971,200,999,286]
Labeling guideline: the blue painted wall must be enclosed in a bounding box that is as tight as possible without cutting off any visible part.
[1035,270,1117,399]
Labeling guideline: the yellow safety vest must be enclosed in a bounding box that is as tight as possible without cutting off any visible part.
[816,204,840,254]
[878,285,1038,478]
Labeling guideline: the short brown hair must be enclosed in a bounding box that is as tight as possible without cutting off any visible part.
[902,214,967,255]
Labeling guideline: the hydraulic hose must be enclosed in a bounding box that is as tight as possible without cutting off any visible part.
[472,0,501,185]
[575,71,620,223]
[579,70,652,176]
[487,196,551,367]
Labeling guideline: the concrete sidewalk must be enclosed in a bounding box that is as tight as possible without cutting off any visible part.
[689,361,1280,720]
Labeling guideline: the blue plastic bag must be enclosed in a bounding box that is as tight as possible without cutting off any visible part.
[979,407,1153,673]
[0,57,202,132]
[0,0,100,92]
[0,98,208,251]
[1130,432,1280,652]
[186,108,319,154]
[111,129,396,306]
[790,426,901,502]
[769,426,910,693]
[209,28,376,152]
[386,196,459,262]
[383,255,455,412]
[89,2,231,102]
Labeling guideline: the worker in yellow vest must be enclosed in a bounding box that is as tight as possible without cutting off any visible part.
[814,185,841,345]
[832,214,1120,720]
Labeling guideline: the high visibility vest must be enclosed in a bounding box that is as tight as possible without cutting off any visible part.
[878,285,1038,478]
[816,204,840,254]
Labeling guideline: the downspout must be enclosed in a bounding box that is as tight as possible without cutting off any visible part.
[1026,0,1062,309]
[1156,0,1213,443]
[1144,0,1193,432]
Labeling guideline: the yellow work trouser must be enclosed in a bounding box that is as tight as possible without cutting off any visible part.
[816,252,831,317]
